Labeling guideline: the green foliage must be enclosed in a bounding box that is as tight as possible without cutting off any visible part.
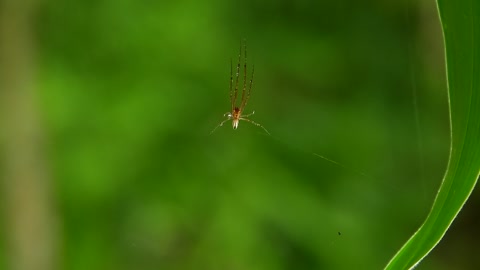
[385,0,480,269]
[4,0,477,269]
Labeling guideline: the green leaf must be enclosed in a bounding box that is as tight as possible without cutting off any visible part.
[385,0,480,269]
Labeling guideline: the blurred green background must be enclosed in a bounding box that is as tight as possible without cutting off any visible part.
[1,0,478,269]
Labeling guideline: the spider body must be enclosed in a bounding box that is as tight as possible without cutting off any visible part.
[211,41,269,135]
[231,107,241,129]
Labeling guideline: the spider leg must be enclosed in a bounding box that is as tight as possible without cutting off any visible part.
[210,117,232,135]
[240,40,247,111]
[239,117,270,135]
[241,110,255,118]
[229,58,234,112]
[247,65,254,105]
[241,66,254,110]
[233,41,241,109]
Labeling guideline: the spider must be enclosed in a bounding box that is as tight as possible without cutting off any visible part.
[210,41,270,135]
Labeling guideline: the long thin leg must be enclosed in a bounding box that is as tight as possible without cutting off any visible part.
[242,110,255,118]
[239,117,270,135]
[229,58,234,112]
[242,64,254,109]
[210,118,231,135]
[240,40,247,111]
[233,42,241,109]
